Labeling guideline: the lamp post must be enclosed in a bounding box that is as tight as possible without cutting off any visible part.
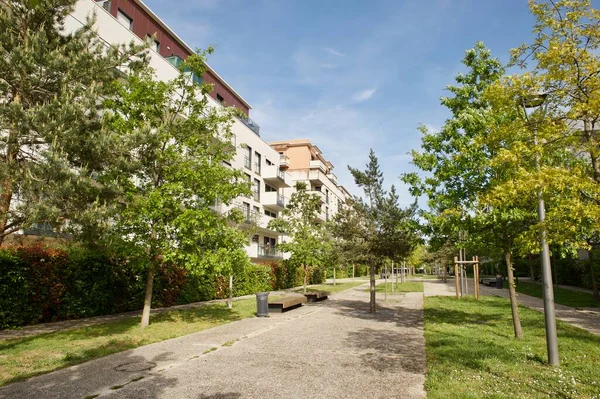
[521,93,559,366]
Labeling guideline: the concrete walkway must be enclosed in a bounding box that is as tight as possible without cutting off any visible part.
[0,282,426,399]
[423,278,600,335]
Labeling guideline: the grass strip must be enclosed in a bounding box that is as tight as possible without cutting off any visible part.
[370,281,424,293]
[424,296,600,399]
[509,281,600,308]
[0,297,257,386]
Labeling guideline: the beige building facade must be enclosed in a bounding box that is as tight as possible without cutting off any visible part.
[269,139,351,222]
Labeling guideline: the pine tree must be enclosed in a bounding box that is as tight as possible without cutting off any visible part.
[0,0,143,245]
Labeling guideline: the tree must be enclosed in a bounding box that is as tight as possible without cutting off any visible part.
[268,181,325,294]
[348,149,385,313]
[0,0,143,245]
[102,51,249,328]
[509,0,600,301]
[404,43,530,338]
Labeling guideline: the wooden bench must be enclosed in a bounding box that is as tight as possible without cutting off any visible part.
[268,295,307,313]
[304,291,330,302]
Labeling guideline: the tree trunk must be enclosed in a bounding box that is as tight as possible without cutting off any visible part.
[369,257,376,314]
[333,267,336,286]
[0,94,20,247]
[303,263,307,295]
[228,274,233,309]
[528,254,535,282]
[590,249,599,301]
[505,250,523,339]
[141,265,156,329]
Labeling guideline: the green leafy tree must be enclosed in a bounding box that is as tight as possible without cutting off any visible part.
[268,181,325,294]
[404,43,532,338]
[0,0,143,245]
[102,51,249,328]
[509,0,600,300]
[331,198,370,279]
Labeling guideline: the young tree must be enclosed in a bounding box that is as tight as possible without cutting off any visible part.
[348,149,385,313]
[268,181,325,294]
[103,51,249,328]
[0,0,143,245]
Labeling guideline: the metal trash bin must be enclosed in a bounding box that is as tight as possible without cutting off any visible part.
[496,276,503,289]
[255,292,269,317]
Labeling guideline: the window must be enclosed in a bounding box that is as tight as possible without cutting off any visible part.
[146,34,160,52]
[253,179,260,201]
[217,93,224,104]
[242,202,250,221]
[243,146,251,169]
[253,206,260,214]
[265,184,276,193]
[264,210,277,218]
[117,9,133,30]
[254,152,261,175]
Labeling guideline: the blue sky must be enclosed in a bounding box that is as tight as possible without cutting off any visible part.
[145,0,536,205]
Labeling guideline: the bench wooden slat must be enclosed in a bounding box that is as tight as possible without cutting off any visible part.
[304,291,330,302]
[268,296,306,313]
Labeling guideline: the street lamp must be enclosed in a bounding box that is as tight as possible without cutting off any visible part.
[521,93,559,366]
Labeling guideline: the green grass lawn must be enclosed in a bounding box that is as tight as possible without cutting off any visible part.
[0,298,257,386]
[509,281,600,308]
[295,281,364,294]
[425,296,600,399]
[371,281,424,293]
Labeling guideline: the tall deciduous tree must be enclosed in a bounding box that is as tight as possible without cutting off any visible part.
[510,0,600,300]
[269,181,325,294]
[0,0,143,245]
[404,43,530,338]
[103,51,249,328]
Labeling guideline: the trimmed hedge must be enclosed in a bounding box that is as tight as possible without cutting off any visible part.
[0,245,312,329]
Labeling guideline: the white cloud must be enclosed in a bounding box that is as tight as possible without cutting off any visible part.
[324,47,346,57]
[352,88,377,102]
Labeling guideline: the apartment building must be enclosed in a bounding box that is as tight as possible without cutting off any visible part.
[65,0,291,262]
[269,139,351,222]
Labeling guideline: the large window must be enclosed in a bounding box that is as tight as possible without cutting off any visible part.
[244,146,252,169]
[253,179,260,201]
[117,9,133,30]
[254,152,261,175]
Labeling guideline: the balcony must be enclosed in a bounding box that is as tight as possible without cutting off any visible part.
[313,209,327,223]
[257,244,283,259]
[309,160,327,173]
[308,169,326,184]
[309,190,326,203]
[263,165,291,188]
[263,191,285,211]
[236,114,260,136]
[327,173,338,185]
[279,154,290,169]
[165,55,203,86]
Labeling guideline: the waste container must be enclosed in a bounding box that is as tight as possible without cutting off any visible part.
[496,276,503,289]
[255,292,269,317]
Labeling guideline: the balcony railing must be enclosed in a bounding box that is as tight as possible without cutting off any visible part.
[254,162,261,175]
[165,55,203,86]
[244,155,251,169]
[236,114,260,136]
[258,244,282,258]
[253,190,260,202]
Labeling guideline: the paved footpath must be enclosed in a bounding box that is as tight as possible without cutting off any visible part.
[423,278,600,335]
[0,283,426,399]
